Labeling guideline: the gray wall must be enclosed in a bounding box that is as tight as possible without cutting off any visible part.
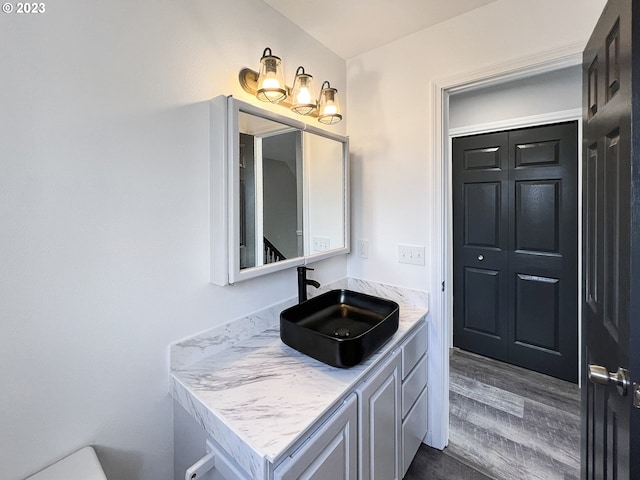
[263,131,301,260]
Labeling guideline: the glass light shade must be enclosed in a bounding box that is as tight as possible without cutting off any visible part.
[256,48,287,103]
[317,82,342,125]
[290,67,316,115]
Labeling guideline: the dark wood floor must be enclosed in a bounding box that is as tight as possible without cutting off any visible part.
[405,443,495,480]
[405,349,580,480]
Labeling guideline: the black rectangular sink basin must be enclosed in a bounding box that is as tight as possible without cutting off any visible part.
[280,289,400,368]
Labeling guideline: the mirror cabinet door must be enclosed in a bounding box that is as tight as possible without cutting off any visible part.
[212,96,349,286]
[304,132,348,256]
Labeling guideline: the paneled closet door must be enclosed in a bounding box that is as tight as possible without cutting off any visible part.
[453,122,578,383]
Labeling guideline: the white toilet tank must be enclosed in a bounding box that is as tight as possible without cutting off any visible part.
[26,447,107,480]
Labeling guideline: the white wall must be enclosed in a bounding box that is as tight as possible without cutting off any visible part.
[0,1,346,479]
[449,65,582,130]
[346,0,606,447]
[346,0,604,287]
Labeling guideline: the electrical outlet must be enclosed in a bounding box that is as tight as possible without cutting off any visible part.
[312,236,331,252]
[398,244,425,265]
[358,239,369,259]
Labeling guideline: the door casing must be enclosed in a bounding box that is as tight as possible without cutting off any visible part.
[427,45,585,449]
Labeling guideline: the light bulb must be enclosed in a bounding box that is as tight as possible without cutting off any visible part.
[262,77,280,88]
[296,86,312,105]
[258,77,285,102]
[322,104,337,115]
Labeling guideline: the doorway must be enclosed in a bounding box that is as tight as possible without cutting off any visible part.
[426,47,586,450]
[452,121,579,383]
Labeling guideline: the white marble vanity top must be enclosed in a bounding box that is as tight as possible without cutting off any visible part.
[169,279,428,479]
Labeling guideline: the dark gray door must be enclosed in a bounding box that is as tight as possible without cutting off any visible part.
[453,122,578,383]
[582,0,640,477]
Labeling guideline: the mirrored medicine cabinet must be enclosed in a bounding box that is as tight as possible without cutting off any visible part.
[209,95,350,286]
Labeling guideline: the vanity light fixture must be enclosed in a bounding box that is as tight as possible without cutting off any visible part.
[317,81,342,125]
[256,48,287,103]
[290,66,317,115]
[238,48,343,125]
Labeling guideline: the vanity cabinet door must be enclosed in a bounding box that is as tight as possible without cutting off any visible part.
[273,393,357,480]
[357,349,401,480]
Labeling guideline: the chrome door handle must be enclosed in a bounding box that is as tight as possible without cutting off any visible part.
[588,365,631,396]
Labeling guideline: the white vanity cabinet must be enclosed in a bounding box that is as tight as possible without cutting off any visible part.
[173,310,429,480]
[357,349,401,480]
[273,394,358,480]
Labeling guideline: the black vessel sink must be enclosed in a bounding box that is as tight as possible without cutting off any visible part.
[280,289,400,368]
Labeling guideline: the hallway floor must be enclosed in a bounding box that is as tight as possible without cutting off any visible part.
[405,349,580,480]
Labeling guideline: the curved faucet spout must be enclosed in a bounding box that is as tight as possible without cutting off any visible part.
[297,266,321,303]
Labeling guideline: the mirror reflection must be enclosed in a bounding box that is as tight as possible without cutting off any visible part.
[238,112,303,270]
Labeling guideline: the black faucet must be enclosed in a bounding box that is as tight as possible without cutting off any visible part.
[298,266,320,303]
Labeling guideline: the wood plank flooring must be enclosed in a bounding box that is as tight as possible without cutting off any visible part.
[404,349,580,480]
[405,443,494,480]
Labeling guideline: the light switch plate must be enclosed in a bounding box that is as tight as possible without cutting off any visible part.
[398,244,425,265]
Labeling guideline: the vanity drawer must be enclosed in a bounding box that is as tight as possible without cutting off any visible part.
[402,321,427,380]
[402,354,427,419]
[401,386,428,478]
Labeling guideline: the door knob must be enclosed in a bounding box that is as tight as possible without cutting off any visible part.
[588,365,631,396]
[477,255,484,261]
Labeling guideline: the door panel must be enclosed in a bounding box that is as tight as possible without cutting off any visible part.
[464,182,501,247]
[513,139,561,167]
[463,146,501,170]
[603,130,622,338]
[514,273,560,352]
[515,180,560,253]
[463,267,501,336]
[582,0,639,477]
[453,122,578,382]
[585,144,598,312]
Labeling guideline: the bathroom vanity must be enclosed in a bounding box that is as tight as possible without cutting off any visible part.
[170,279,429,480]
[173,98,430,479]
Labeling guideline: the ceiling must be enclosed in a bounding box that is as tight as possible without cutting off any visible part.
[263,0,500,59]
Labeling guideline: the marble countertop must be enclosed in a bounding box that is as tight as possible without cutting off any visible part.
[170,279,428,479]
